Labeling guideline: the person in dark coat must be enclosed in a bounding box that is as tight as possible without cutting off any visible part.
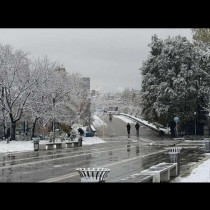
[77,128,84,146]
[6,127,11,144]
[127,123,131,138]
[109,113,113,121]
[78,128,84,136]
[169,120,176,138]
[135,122,140,136]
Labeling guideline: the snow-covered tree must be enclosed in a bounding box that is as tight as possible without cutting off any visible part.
[0,43,92,141]
[22,57,61,139]
[140,35,210,133]
[0,44,46,140]
[192,28,210,44]
[53,73,88,127]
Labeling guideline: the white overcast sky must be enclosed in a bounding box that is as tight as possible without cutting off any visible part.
[0,28,192,93]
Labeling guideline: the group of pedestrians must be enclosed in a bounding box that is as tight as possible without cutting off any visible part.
[126,122,140,138]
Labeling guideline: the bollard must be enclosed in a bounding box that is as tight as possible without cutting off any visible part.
[76,168,110,183]
[205,140,210,153]
[168,147,182,174]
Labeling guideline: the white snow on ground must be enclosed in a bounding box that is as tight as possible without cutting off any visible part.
[174,154,210,182]
[93,115,107,127]
[82,136,105,145]
[0,136,105,154]
[0,141,34,154]
[0,116,108,154]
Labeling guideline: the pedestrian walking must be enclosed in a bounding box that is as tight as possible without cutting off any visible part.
[127,123,131,138]
[135,122,140,136]
[77,128,84,146]
[109,113,112,121]
[6,127,11,144]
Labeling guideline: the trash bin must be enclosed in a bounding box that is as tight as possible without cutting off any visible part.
[168,147,182,174]
[205,140,210,152]
[33,138,40,151]
[76,168,110,183]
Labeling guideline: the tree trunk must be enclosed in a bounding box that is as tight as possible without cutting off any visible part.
[31,118,38,139]
[3,118,6,137]
[9,113,17,140]
[11,121,16,141]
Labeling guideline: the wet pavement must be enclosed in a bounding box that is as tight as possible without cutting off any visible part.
[0,137,205,182]
[0,115,207,182]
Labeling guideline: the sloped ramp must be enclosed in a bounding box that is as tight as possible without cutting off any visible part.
[119,113,169,136]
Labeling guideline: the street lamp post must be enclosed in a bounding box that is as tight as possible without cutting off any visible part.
[88,96,91,131]
[194,112,197,136]
[174,116,180,138]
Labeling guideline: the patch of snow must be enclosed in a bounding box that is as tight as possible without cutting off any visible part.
[114,115,135,124]
[0,135,106,154]
[93,115,107,127]
[175,157,210,182]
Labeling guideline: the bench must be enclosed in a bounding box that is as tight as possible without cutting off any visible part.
[140,167,170,183]
[118,174,153,183]
[140,162,178,182]
[149,162,178,178]
[44,140,81,150]
[117,162,178,183]
[65,141,80,148]
[45,142,63,150]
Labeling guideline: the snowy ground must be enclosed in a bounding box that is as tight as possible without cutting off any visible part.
[173,154,210,182]
[92,115,107,127]
[0,136,105,154]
